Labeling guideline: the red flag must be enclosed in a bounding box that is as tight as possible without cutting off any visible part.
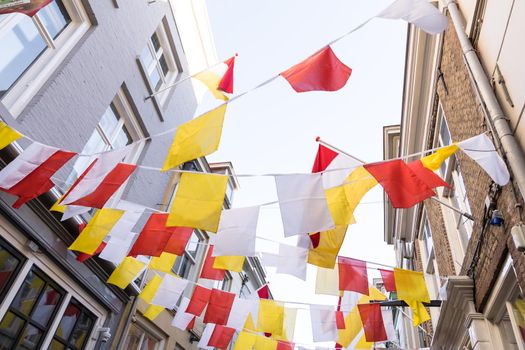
[186,285,211,316]
[208,324,236,349]
[0,0,52,17]
[203,289,235,325]
[358,304,387,342]
[363,159,435,208]
[76,242,107,263]
[338,257,369,295]
[128,213,173,257]
[186,316,196,331]
[2,150,76,208]
[407,160,449,189]
[312,144,338,173]
[280,46,352,93]
[309,232,321,248]
[163,227,193,256]
[335,344,343,350]
[217,56,236,94]
[335,310,346,329]
[378,269,396,292]
[276,341,295,350]
[200,246,226,281]
[257,284,270,299]
[69,163,136,208]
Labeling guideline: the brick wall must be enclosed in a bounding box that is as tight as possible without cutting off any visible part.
[436,16,525,310]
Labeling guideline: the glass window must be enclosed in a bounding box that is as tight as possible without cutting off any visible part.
[172,231,203,279]
[49,298,96,350]
[140,22,178,95]
[122,323,161,350]
[0,267,65,350]
[0,238,24,301]
[0,1,71,97]
[65,103,132,187]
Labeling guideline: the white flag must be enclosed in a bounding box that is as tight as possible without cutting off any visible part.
[260,244,308,280]
[62,145,132,204]
[315,265,340,296]
[151,274,188,309]
[211,206,260,257]
[275,173,335,236]
[171,297,195,330]
[226,297,253,330]
[310,306,338,342]
[0,142,59,189]
[198,323,215,350]
[377,0,448,35]
[382,309,397,341]
[458,133,510,185]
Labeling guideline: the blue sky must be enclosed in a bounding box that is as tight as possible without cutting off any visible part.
[205,0,407,346]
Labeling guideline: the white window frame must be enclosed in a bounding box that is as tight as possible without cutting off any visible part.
[1,0,91,117]
[137,17,181,120]
[122,316,166,350]
[0,217,106,350]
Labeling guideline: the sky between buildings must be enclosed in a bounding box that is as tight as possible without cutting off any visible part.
[205,0,407,345]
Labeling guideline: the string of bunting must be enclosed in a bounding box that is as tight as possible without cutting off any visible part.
[0,0,494,349]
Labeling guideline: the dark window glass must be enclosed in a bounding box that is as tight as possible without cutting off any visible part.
[51,298,96,350]
[0,239,23,301]
[0,267,64,350]
[151,32,161,52]
[159,55,168,76]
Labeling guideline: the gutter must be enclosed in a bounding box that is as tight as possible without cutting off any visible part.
[444,0,525,201]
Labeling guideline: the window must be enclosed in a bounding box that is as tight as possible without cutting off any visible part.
[0,0,90,116]
[0,238,24,302]
[65,88,145,187]
[49,298,96,350]
[122,322,163,350]
[138,19,180,118]
[0,266,65,349]
[214,272,232,291]
[172,230,204,279]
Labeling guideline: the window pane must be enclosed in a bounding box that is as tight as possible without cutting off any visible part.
[123,323,143,349]
[55,302,81,340]
[37,1,71,39]
[11,270,46,316]
[0,312,25,345]
[511,297,525,346]
[140,335,158,350]
[0,14,47,97]
[0,244,22,298]
[148,67,161,91]
[48,339,66,350]
[31,286,62,327]
[64,130,106,187]
[159,55,168,76]
[111,127,132,150]
[69,310,95,348]
[151,32,161,52]
[99,105,120,137]
[141,46,154,71]
[16,324,44,350]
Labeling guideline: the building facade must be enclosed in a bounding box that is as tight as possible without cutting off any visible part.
[0,1,267,349]
[384,0,525,349]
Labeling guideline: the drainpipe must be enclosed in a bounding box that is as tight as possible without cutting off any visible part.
[444,0,525,202]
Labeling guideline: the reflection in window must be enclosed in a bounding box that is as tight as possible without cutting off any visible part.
[0,239,23,301]
[0,1,71,97]
[50,298,96,350]
[0,267,64,349]
[172,231,203,279]
[122,323,160,350]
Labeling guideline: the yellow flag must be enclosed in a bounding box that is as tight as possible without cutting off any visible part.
[355,333,374,349]
[0,122,23,150]
[233,331,256,350]
[325,186,356,226]
[167,172,228,232]
[394,268,430,326]
[257,299,284,336]
[244,313,256,331]
[149,252,177,273]
[273,307,297,341]
[107,257,145,289]
[315,265,340,296]
[337,287,386,347]
[162,104,227,171]
[213,255,245,272]
[343,166,378,217]
[50,196,66,214]
[308,226,347,269]
[254,335,277,350]
[143,304,164,320]
[513,299,525,328]
[138,274,162,304]
[421,144,459,171]
[194,71,229,101]
[69,208,124,254]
